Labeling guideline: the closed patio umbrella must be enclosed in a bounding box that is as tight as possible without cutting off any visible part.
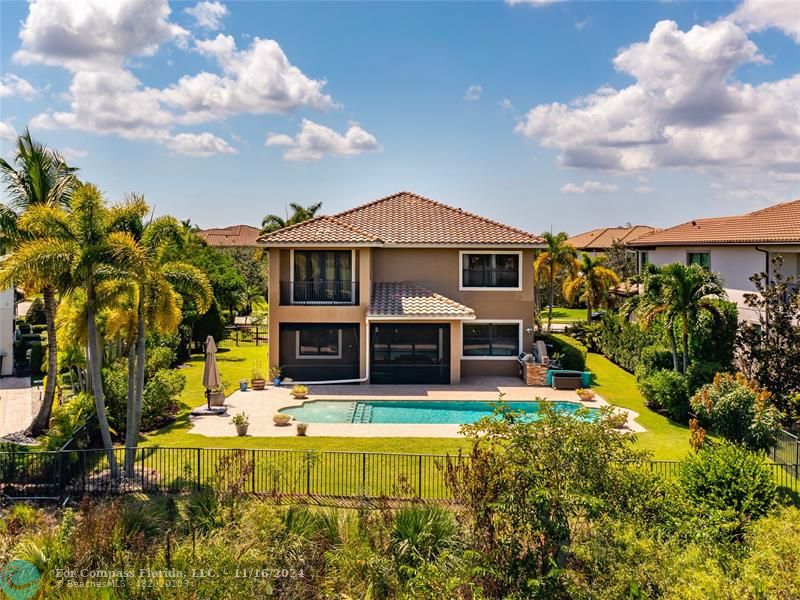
[202,336,221,410]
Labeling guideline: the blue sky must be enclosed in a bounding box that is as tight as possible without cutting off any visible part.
[1,0,798,235]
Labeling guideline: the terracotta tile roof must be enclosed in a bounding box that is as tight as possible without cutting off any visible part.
[259,191,543,247]
[369,281,476,319]
[630,199,800,247]
[200,224,262,248]
[568,225,658,251]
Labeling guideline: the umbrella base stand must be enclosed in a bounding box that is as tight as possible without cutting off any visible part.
[190,405,228,416]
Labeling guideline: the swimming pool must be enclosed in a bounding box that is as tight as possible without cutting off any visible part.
[279,400,599,424]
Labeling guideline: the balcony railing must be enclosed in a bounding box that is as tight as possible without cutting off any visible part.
[280,280,358,305]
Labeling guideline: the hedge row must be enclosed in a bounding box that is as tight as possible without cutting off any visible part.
[539,333,587,371]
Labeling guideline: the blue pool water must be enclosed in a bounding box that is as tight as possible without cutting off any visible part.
[279,400,599,424]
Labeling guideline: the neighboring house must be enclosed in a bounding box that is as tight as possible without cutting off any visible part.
[0,257,13,376]
[568,225,658,255]
[199,224,262,248]
[259,192,543,384]
[630,199,800,323]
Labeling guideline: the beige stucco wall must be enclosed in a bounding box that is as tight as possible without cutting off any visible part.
[268,246,535,382]
[0,286,13,376]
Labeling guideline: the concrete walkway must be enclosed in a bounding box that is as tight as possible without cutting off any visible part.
[0,378,40,436]
[187,378,644,438]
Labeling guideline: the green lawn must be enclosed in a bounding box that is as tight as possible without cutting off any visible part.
[587,353,691,460]
[544,306,587,323]
[143,346,689,460]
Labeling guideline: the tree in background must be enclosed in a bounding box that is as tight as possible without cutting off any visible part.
[261,201,323,234]
[737,256,800,428]
[534,232,577,333]
[0,129,78,436]
[562,252,621,322]
[605,239,638,280]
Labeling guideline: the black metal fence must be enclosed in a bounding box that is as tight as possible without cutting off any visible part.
[1,447,798,503]
[771,429,800,478]
[217,325,269,348]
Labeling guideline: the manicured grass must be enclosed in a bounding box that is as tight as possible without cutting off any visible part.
[142,344,467,455]
[544,306,587,323]
[587,352,691,461]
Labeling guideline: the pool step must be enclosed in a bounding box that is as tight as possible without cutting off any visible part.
[351,402,373,424]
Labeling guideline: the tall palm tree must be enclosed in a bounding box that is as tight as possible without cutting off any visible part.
[261,201,323,234]
[533,232,578,332]
[117,200,212,476]
[562,253,621,322]
[3,184,144,477]
[636,263,725,373]
[0,129,78,436]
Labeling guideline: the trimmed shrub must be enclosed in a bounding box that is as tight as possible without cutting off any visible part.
[599,313,661,372]
[192,301,226,348]
[568,322,603,353]
[638,370,689,421]
[686,360,727,394]
[690,373,782,451]
[145,346,175,378]
[26,297,46,325]
[141,369,186,431]
[539,333,587,371]
[680,441,776,529]
[636,346,678,378]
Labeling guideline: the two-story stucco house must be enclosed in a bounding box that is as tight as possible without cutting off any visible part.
[629,199,800,323]
[259,192,543,385]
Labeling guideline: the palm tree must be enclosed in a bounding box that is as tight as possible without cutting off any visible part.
[562,253,621,322]
[261,201,323,234]
[533,232,578,332]
[3,184,144,477]
[0,129,78,436]
[117,200,212,476]
[636,263,725,373]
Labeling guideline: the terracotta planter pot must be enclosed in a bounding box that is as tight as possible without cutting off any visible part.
[291,393,307,400]
[296,423,308,436]
[209,391,226,406]
[251,379,266,391]
[235,423,249,436]
[273,413,292,426]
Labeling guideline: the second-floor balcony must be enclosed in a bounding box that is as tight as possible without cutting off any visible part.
[280,280,359,305]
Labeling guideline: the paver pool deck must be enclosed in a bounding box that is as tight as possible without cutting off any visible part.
[187,377,645,438]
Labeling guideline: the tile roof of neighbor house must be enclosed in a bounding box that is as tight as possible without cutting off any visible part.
[369,281,476,319]
[200,224,262,247]
[568,225,658,251]
[258,192,543,247]
[630,199,800,247]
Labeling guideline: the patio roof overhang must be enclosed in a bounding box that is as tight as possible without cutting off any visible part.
[368,281,476,321]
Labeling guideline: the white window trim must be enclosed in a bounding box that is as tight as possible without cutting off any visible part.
[295,328,343,360]
[461,319,523,361]
[289,249,357,304]
[458,250,523,291]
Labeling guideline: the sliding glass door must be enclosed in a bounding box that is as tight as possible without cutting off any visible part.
[292,250,354,303]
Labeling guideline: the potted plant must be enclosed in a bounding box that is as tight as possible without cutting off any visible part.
[576,388,595,401]
[296,422,308,436]
[269,366,282,387]
[251,361,266,390]
[604,411,628,429]
[273,413,292,427]
[209,379,230,406]
[238,378,248,392]
[230,412,249,436]
[290,384,308,400]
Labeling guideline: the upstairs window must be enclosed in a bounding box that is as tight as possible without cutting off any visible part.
[687,252,710,269]
[461,252,521,289]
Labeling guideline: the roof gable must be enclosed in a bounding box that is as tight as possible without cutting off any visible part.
[258,191,542,247]
[568,225,657,250]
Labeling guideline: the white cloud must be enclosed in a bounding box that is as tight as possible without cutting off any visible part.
[18,2,336,157]
[166,132,237,157]
[185,1,228,31]
[0,121,17,141]
[634,185,654,194]
[0,74,38,100]
[499,98,515,110]
[14,0,188,71]
[560,180,619,194]
[464,84,482,102]
[730,0,800,43]
[516,19,800,180]
[575,17,591,31]
[266,119,380,161]
[61,147,87,161]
